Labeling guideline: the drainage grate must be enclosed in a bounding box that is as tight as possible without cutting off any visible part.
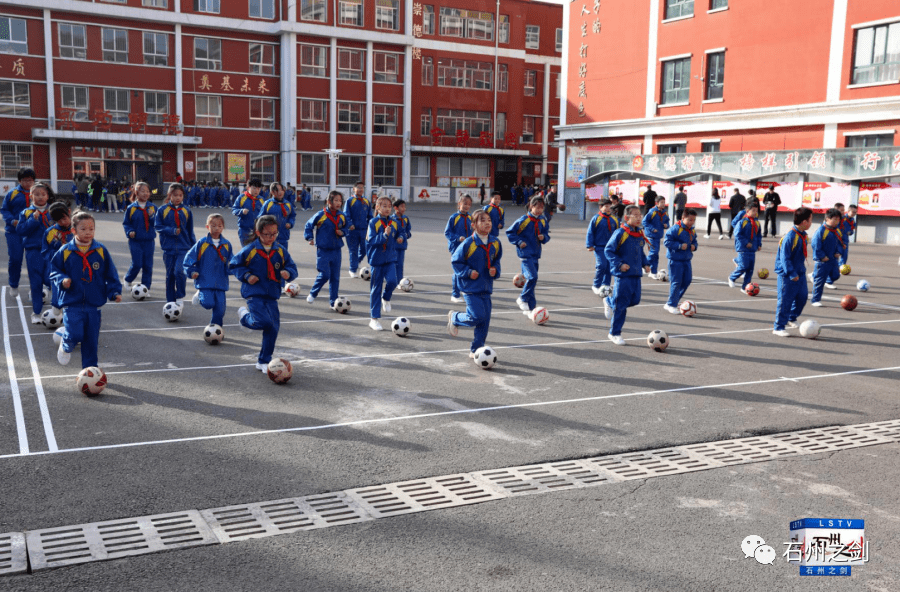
[475,459,627,496]
[767,425,895,453]
[851,419,900,442]
[347,474,505,518]
[0,533,27,576]
[202,498,319,543]
[684,436,805,465]
[25,511,217,571]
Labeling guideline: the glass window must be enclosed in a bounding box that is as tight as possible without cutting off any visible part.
[521,117,535,143]
[845,134,894,148]
[466,13,493,41]
[411,156,429,186]
[665,0,694,19]
[250,98,275,129]
[436,109,492,137]
[195,151,222,183]
[337,102,363,133]
[661,57,691,104]
[437,59,492,91]
[499,63,508,92]
[300,45,328,77]
[701,141,719,152]
[0,17,27,55]
[658,144,686,154]
[338,155,362,185]
[1,144,32,178]
[499,15,509,44]
[373,105,399,135]
[710,0,727,9]
[524,70,536,96]
[852,23,900,85]
[420,107,431,135]
[376,0,399,31]
[249,0,275,19]
[143,32,168,66]
[423,5,434,35]
[102,28,128,63]
[59,23,86,60]
[300,153,326,184]
[61,85,89,120]
[250,43,275,75]
[556,28,563,52]
[143,0,169,7]
[373,157,396,186]
[374,52,398,82]
[195,95,222,127]
[250,153,276,184]
[525,25,540,50]
[103,88,129,123]
[301,0,327,22]
[299,99,327,131]
[338,48,364,80]
[555,74,560,98]
[440,8,463,37]
[194,0,220,14]
[422,56,433,85]
[497,112,506,141]
[339,0,364,27]
[194,38,222,70]
[0,81,29,117]
[706,51,724,100]
[145,92,168,125]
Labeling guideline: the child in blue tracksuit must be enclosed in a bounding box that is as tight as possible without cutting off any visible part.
[663,208,698,313]
[809,208,845,307]
[344,183,372,277]
[232,178,263,246]
[483,191,505,239]
[217,183,229,208]
[301,185,312,210]
[728,202,763,290]
[50,211,122,367]
[641,196,669,278]
[447,210,502,356]
[184,213,232,331]
[122,181,157,291]
[261,182,295,250]
[773,207,813,336]
[839,204,856,265]
[305,190,347,308]
[1,167,35,298]
[155,183,195,305]
[366,196,400,331]
[16,181,54,322]
[445,194,474,302]
[230,183,240,207]
[586,198,618,294]
[604,205,650,345]
[506,196,550,314]
[391,199,412,281]
[230,214,298,372]
[42,203,72,317]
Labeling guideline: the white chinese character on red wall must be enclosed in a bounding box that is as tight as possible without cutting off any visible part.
[413,2,422,16]
[593,19,601,34]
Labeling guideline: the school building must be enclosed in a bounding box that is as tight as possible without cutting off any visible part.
[0,0,562,202]
[555,0,900,243]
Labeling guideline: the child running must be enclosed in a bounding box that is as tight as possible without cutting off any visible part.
[586,198,618,295]
[184,213,233,334]
[728,201,762,290]
[344,182,372,278]
[444,194,473,304]
[773,207,813,337]
[642,195,669,279]
[1,167,35,298]
[809,208,845,307]
[663,208,698,313]
[122,181,157,292]
[232,179,263,246]
[155,183,195,307]
[16,181,54,323]
[366,196,400,331]
[261,182,295,250]
[483,190,505,239]
[506,196,550,315]
[42,202,73,320]
[391,199,412,281]
[304,190,347,309]
[603,205,650,345]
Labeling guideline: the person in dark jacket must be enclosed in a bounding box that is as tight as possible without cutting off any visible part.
[727,188,746,239]
[673,186,688,221]
[641,186,657,216]
[763,186,781,237]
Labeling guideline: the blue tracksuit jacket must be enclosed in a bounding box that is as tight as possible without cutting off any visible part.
[1,184,29,234]
[444,211,472,252]
[50,240,122,308]
[642,207,669,242]
[155,204,195,252]
[605,225,650,278]
[42,224,73,261]
[123,201,158,241]
[262,198,297,245]
[506,214,550,259]
[586,213,618,250]
[452,234,502,295]
[664,221,698,307]
[305,207,347,250]
[344,195,372,231]
[183,234,233,291]
[17,205,53,250]
[229,240,298,299]
[366,216,399,266]
[232,192,263,234]
[391,213,412,251]
[774,227,808,280]
[734,216,762,253]
[483,204,505,238]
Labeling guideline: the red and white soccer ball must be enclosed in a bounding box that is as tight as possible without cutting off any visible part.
[283,283,301,297]
[679,301,697,317]
[530,307,550,325]
[745,282,760,297]
[267,358,293,384]
[513,274,526,288]
[77,366,107,396]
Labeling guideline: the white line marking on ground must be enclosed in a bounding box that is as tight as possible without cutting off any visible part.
[2,287,29,454]
[15,296,58,452]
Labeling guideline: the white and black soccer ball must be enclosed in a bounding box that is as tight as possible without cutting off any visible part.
[599,285,612,298]
[360,267,372,281]
[391,317,411,336]
[399,278,414,292]
[799,319,821,339]
[283,283,301,297]
[42,286,52,304]
[333,296,351,314]
[131,283,149,300]
[473,346,497,369]
[647,329,669,352]
[41,307,63,329]
[203,324,224,345]
[679,301,697,317]
[163,301,182,322]
[656,269,669,282]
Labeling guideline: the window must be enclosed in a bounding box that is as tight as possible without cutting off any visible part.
[195,151,222,183]
[143,32,168,66]
[524,70,536,96]
[1,144,32,178]
[0,81,29,116]
[852,23,900,85]
[422,57,433,85]
[374,52,398,82]
[61,85,89,121]
[338,48,364,80]
[710,0,727,9]
[299,99,327,131]
[436,157,488,177]
[104,89,129,124]
[250,98,275,129]
[300,45,327,77]
[195,95,222,127]
[845,134,894,148]
[521,117,535,143]
[59,23,86,59]
[145,92,168,125]
[0,17,27,55]
[411,156,429,186]
[525,25,540,50]
[337,102,363,133]
[143,0,169,7]
[556,28,563,52]
[466,12,493,41]
[373,157,396,186]
[250,153,276,183]
[436,109,491,137]
[701,141,720,152]
[499,63,508,92]
[301,0,326,22]
[440,8,463,37]
[499,15,509,44]
[661,57,691,104]
[376,0,399,31]
[555,74,560,98]
[249,0,275,19]
[423,5,434,35]
[705,51,724,100]
[374,105,399,134]
[194,38,222,70]
[658,144,686,154]
[250,44,275,75]
[665,0,693,20]
[194,0,220,14]
[300,153,326,184]
[102,28,128,63]
[339,0,364,27]
[420,107,431,135]
[338,155,362,185]
[437,59,492,90]
[497,112,506,141]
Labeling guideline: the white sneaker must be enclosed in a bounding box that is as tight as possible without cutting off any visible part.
[53,328,65,345]
[238,306,252,332]
[664,304,680,314]
[175,299,184,307]
[807,272,814,282]
[256,363,268,373]
[718,235,725,240]
[647,273,657,280]
[704,234,710,239]
[786,321,799,329]
[523,310,531,316]
[369,318,384,331]
[8,286,18,298]
[604,299,612,320]
[811,301,823,307]
[608,333,625,346]
[450,296,464,304]
[349,270,358,278]
[306,294,315,304]
[57,341,71,365]
[516,297,529,311]
[591,285,602,295]
[382,299,391,313]
[773,329,790,337]
[447,311,458,337]
[728,279,736,288]
[30,313,41,325]
[825,283,836,290]
[469,351,476,358]
[191,291,201,306]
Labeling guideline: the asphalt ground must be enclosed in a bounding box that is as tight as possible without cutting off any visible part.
[2,201,899,590]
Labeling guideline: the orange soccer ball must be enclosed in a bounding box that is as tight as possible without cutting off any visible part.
[841,295,858,311]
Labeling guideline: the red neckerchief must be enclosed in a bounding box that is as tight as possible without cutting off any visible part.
[58,226,72,244]
[676,220,695,241]
[475,235,492,269]
[748,217,758,242]
[599,213,613,231]
[827,223,845,248]
[793,226,808,259]
[255,248,278,281]
[396,215,406,231]
[171,206,182,229]
[323,206,341,230]
[458,213,470,235]
[378,216,392,250]
[275,199,289,218]
[72,246,96,282]
[21,188,30,208]
[138,203,151,231]
[843,215,856,233]
[243,192,258,212]
[208,238,228,264]
[621,224,650,245]
[528,214,541,237]
[36,208,50,229]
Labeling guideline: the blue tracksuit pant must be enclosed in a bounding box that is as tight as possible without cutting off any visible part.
[199,289,226,326]
[729,252,756,289]
[347,229,366,272]
[593,251,611,288]
[24,248,47,314]
[241,296,280,365]
[238,229,255,246]
[451,262,461,298]
[810,260,838,304]
[310,248,341,306]
[125,239,155,288]
[453,293,492,352]
[6,232,24,288]
[775,274,808,331]
[667,260,692,308]
[370,262,397,319]
[519,258,539,310]
[606,275,641,336]
[395,250,406,281]
[60,304,101,368]
[163,250,188,303]
[648,240,662,275]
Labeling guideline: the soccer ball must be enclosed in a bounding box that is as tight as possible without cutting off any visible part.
[42,286,51,304]
[333,296,351,314]
[41,308,63,329]
[558,204,566,212]
[131,284,149,300]
[76,366,107,396]
[656,269,669,282]
[163,301,182,322]
[799,319,821,339]
[283,283,301,297]
[840,264,851,275]
[267,358,293,384]
[647,330,669,352]
[599,285,612,298]
[203,324,224,344]
[745,282,760,296]
[758,268,769,280]
[856,279,870,292]
[530,307,550,325]
[391,317,411,336]
[841,295,858,311]
[360,267,372,281]
[473,346,497,369]
[679,301,697,317]
[399,278,414,292]
[513,274,525,288]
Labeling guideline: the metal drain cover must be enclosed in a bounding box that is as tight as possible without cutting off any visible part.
[0,533,27,576]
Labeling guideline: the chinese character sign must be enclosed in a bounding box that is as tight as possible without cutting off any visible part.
[786,518,868,575]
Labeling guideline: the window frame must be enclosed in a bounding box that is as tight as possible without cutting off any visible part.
[436,108,492,138]
[299,98,328,131]
[523,70,537,96]
[700,141,720,152]
[499,15,509,44]
[851,22,900,85]
[249,43,275,75]
[420,107,431,136]
[300,153,327,184]
[437,59,493,91]
[58,23,87,60]
[300,44,328,77]
[194,0,221,14]
[143,0,169,7]
[0,80,30,117]
[103,88,129,124]
[60,85,89,121]
[0,16,28,55]
[525,25,540,50]
[101,28,129,63]
[373,156,396,186]
[374,52,399,83]
[1,144,33,178]
[339,0,364,27]
[337,102,364,133]
[194,151,223,184]
[249,98,275,130]
[142,31,168,66]
[422,56,433,85]
[145,91,168,125]
[249,0,276,20]
[556,28,563,52]
[521,116,535,143]
[194,38,222,71]
[661,56,691,105]
[301,0,327,22]
[705,51,724,100]
[338,48,365,80]
[195,94,222,127]
[373,104,399,135]
[845,134,895,148]
[499,63,508,93]
[250,153,276,184]
[423,5,435,35]
[709,0,727,10]
[375,0,400,31]
[338,154,362,185]
[664,0,694,20]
